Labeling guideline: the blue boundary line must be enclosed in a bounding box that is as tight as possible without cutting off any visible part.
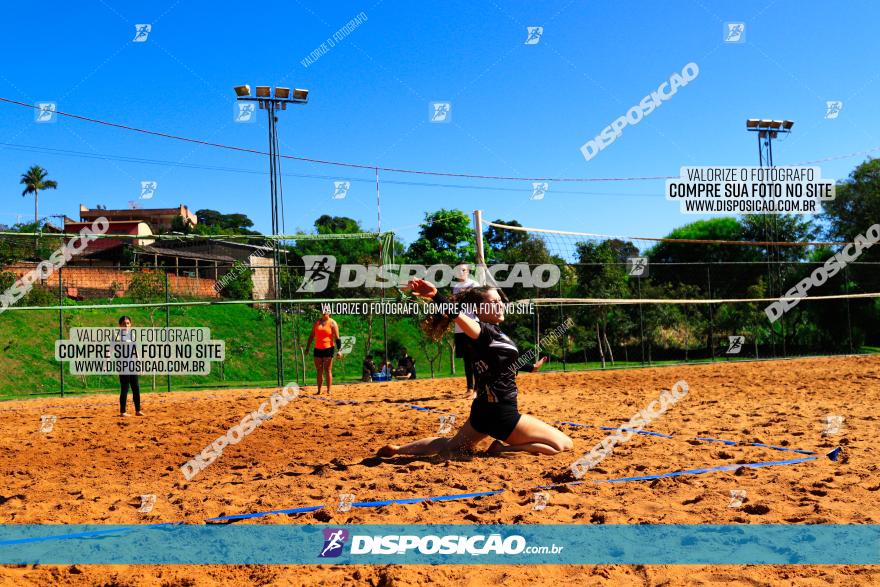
[0,453,834,544]
[0,523,178,546]
[558,421,816,456]
[352,489,505,508]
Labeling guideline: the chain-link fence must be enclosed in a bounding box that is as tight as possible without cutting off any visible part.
[2,254,878,398]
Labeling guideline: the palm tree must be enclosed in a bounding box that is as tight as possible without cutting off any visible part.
[20,165,58,229]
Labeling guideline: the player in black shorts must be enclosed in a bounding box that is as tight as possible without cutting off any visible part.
[377,278,573,456]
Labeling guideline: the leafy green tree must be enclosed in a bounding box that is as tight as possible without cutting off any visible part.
[485,219,529,259]
[822,158,880,292]
[573,240,635,366]
[405,209,475,266]
[193,209,260,235]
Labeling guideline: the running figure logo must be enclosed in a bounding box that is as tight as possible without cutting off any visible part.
[338,336,356,355]
[35,102,57,123]
[298,255,337,293]
[133,24,152,42]
[318,528,349,558]
[627,257,648,277]
[39,415,57,433]
[332,181,351,200]
[724,22,745,43]
[821,414,844,435]
[524,26,544,45]
[140,181,158,200]
[728,489,747,508]
[532,491,550,511]
[530,182,549,201]
[235,102,255,123]
[726,335,745,354]
[825,101,843,119]
[429,102,451,123]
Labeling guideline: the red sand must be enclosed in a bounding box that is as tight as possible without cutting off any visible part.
[1,355,878,585]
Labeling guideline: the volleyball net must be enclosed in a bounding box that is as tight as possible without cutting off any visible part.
[477,216,880,368]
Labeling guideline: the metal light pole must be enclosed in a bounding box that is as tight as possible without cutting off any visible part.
[234,84,309,386]
[745,118,794,359]
[745,119,793,167]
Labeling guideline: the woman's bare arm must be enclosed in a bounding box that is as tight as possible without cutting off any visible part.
[305,321,316,349]
[453,314,480,339]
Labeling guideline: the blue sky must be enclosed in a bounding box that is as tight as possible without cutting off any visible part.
[1,0,878,248]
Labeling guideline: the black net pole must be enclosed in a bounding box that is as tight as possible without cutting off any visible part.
[559,277,566,372]
[844,264,854,354]
[637,276,646,366]
[58,266,64,397]
[165,272,171,393]
[707,263,715,362]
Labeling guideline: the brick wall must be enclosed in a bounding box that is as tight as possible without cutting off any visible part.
[3,264,219,299]
[249,256,276,300]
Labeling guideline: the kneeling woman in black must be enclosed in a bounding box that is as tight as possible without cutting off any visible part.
[377,278,573,457]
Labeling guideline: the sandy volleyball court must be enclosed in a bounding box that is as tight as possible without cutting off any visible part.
[0,355,878,585]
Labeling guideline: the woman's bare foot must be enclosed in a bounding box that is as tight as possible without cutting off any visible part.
[487,440,505,453]
[467,390,476,400]
[377,445,399,458]
[120,412,130,417]
[135,411,144,416]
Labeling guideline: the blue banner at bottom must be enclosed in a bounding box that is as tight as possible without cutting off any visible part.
[0,524,877,565]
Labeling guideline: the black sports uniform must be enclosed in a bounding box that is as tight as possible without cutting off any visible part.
[467,322,535,440]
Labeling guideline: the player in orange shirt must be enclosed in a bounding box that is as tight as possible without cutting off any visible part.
[305,310,341,395]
